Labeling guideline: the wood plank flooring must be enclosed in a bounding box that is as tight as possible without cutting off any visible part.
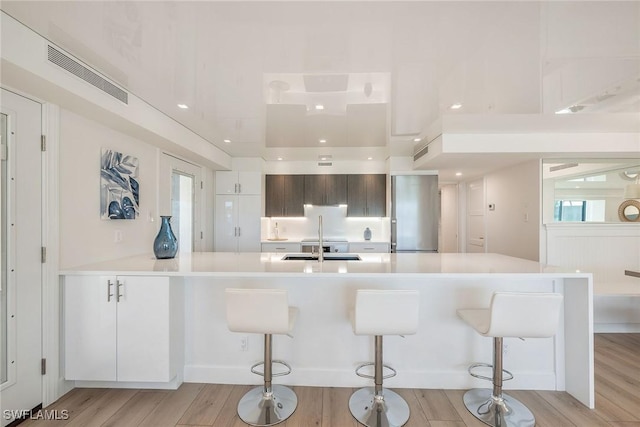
[20,333,640,427]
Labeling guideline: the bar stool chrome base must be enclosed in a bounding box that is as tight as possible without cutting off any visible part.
[349,387,410,427]
[237,385,298,427]
[463,388,534,427]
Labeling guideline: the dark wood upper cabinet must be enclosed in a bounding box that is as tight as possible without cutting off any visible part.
[347,174,386,217]
[265,175,283,217]
[304,174,347,205]
[265,175,304,217]
[325,174,347,205]
[268,174,384,217]
[365,174,386,217]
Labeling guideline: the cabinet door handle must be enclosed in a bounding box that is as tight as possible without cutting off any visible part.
[238,183,242,193]
[237,227,241,237]
[116,280,124,302]
[234,183,239,193]
[107,279,114,302]
[234,227,238,237]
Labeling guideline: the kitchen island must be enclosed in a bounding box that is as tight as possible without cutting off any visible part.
[60,252,594,408]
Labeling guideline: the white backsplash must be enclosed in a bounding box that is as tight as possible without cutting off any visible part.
[261,205,390,242]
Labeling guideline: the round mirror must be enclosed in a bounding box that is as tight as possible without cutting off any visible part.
[620,170,640,181]
[618,200,640,222]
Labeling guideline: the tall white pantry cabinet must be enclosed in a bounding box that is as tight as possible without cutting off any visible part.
[64,275,183,384]
[214,171,262,252]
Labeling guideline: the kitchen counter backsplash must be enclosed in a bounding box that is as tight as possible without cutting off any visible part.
[261,205,390,242]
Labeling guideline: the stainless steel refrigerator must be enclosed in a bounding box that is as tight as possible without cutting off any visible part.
[391,175,439,252]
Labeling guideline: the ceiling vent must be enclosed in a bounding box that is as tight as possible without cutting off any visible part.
[318,162,333,167]
[413,134,441,161]
[47,45,128,104]
[549,163,579,172]
[413,143,429,161]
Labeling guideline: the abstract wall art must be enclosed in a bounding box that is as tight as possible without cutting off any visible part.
[100,148,139,220]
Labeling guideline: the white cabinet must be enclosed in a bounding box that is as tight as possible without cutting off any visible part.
[215,194,261,252]
[349,242,390,253]
[215,171,261,195]
[64,275,183,383]
[261,242,301,253]
[215,171,262,252]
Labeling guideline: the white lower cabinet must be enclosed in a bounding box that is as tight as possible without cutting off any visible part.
[64,275,182,383]
[261,242,301,253]
[349,242,390,253]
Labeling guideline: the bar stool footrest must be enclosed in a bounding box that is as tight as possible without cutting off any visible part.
[355,362,397,380]
[250,360,292,377]
[468,362,513,382]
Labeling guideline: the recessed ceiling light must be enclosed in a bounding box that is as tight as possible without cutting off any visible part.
[367,157,373,160]
[277,157,283,161]
[450,103,462,110]
[319,139,327,143]
[413,138,421,142]
[223,139,231,143]
[315,104,325,110]
[455,172,462,176]
[177,104,189,109]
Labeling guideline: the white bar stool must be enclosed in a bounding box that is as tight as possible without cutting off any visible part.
[457,291,563,427]
[225,289,298,426]
[349,289,420,427]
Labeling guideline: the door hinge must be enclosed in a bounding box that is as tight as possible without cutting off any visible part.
[41,247,46,263]
[41,135,46,152]
[41,358,46,375]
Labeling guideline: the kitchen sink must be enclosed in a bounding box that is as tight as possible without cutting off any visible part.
[281,253,361,261]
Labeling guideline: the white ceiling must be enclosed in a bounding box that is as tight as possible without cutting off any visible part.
[1,1,639,176]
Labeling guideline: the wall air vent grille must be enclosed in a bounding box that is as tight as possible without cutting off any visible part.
[47,45,128,104]
[318,162,333,167]
[413,144,429,161]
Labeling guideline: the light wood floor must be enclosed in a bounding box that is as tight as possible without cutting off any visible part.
[20,333,640,427]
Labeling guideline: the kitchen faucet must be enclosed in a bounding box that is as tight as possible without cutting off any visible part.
[318,215,324,262]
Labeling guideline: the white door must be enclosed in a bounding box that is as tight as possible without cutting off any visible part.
[160,153,202,252]
[116,276,171,382]
[1,89,43,425]
[215,171,238,195]
[214,195,239,251]
[237,171,261,195]
[466,178,486,253]
[237,195,261,252]
[64,275,117,381]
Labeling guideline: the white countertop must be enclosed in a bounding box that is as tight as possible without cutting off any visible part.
[60,252,588,278]
[261,239,390,244]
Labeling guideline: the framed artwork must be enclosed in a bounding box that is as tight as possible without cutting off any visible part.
[100,148,139,219]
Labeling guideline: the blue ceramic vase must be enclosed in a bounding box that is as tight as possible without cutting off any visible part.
[153,216,178,259]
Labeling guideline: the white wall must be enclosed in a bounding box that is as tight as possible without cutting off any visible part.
[59,110,215,267]
[484,160,540,261]
[59,110,159,268]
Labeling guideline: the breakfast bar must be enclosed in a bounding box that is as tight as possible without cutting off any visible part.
[60,252,594,409]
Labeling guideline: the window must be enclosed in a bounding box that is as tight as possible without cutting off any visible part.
[554,200,605,222]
